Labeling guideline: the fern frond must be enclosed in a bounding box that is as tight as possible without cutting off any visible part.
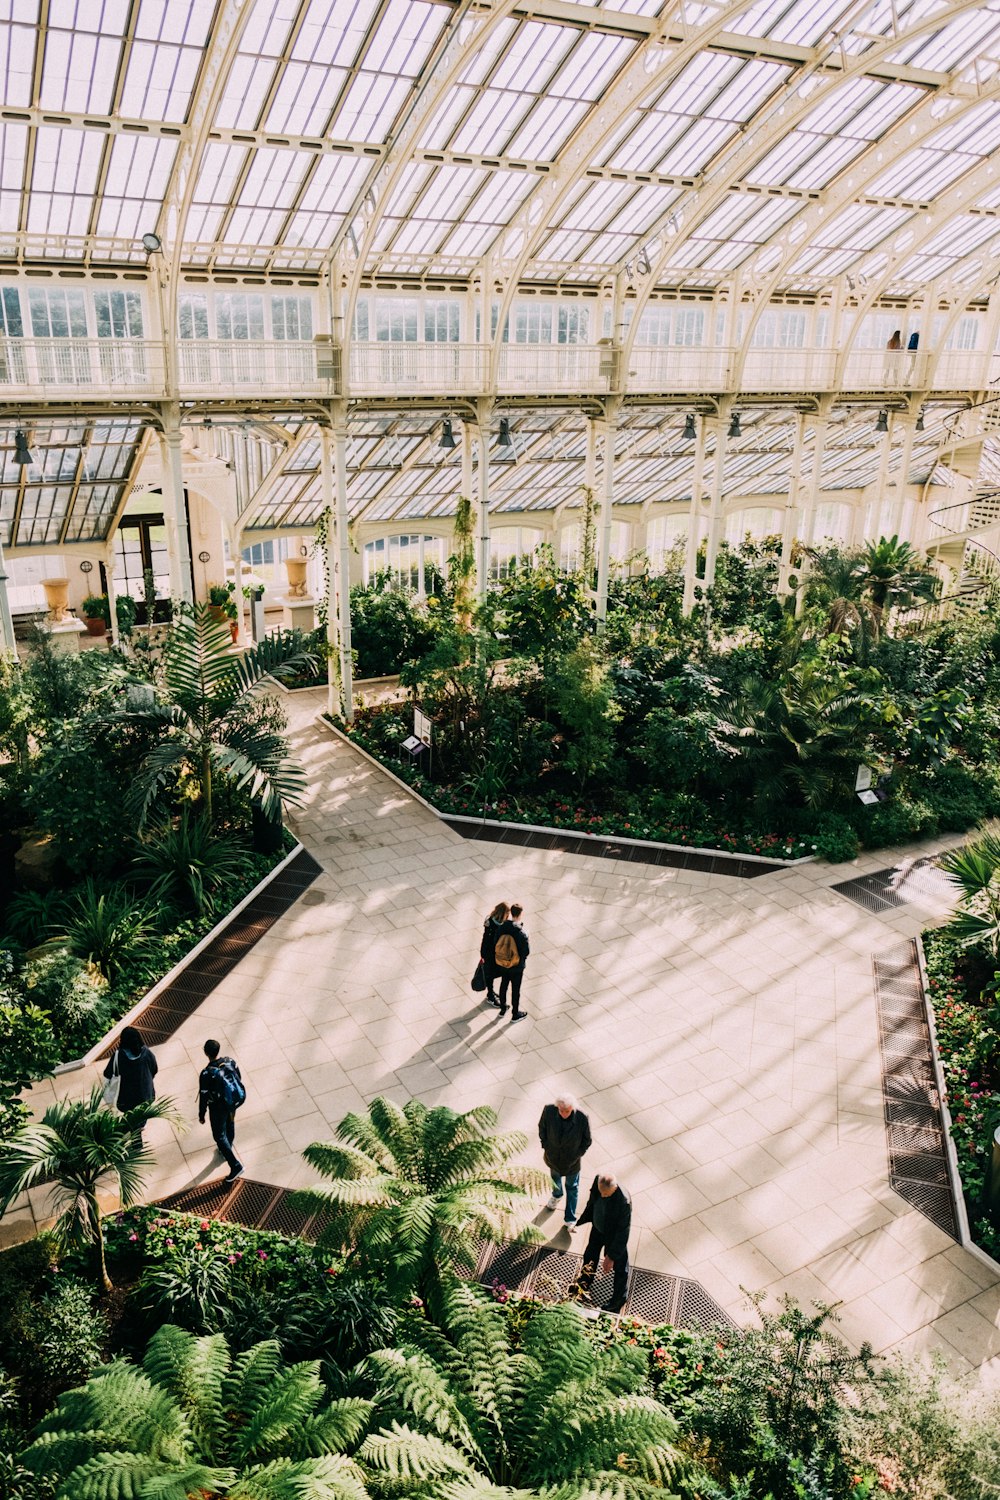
[143,1325,229,1458]
[53,1451,230,1500]
[363,1351,485,1468]
[359,1423,473,1482]
[229,1361,325,1465]
[285,1399,374,1459]
[227,1453,370,1500]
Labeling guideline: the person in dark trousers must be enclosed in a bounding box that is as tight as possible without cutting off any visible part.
[480,901,509,1007]
[539,1094,592,1225]
[198,1039,244,1180]
[103,1026,157,1131]
[496,902,529,1022]
[572,1172,632,1313]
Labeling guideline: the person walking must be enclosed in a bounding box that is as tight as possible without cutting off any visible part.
[539,1094,592,1225]
[885,328,903,386]
[198,1039,246,1181]
[103,1026,157,1130]
[571,1172,632,1314]
[495,902,529,1022]
[480,901,509,1008]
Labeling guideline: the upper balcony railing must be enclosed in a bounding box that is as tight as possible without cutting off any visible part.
[0,336,996,404]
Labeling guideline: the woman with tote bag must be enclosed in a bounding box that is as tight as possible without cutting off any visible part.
[103,1026,158,1129]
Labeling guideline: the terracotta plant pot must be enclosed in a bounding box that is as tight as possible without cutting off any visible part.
[42,577,70,622]
[284,557,308,598]
[84,615,107,636]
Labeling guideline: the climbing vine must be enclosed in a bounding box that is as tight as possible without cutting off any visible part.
[580,483,598,587]
[450,494,476,631]
[312,507,339,675]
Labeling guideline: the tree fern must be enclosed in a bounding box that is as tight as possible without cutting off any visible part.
[358,1294,692,1499]
[20,1326,373,1500]
[292,1099,547,1313]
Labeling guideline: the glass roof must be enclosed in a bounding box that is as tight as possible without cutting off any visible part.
[1,0,998,288]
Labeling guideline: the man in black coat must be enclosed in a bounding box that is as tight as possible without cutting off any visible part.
[572,1173,632,1313]
[539,1094,592,1226]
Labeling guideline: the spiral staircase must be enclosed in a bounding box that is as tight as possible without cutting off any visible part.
[896,394,1000,632]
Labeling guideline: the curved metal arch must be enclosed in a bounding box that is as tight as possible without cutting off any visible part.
[485,0,755,381]
[323,1,523,346]
[155,0,257,361]
[833,150,1000,370]
[620,0,982,367]
[725,82,1000,380]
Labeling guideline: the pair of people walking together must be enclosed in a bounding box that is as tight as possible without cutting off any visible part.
[538,1094,632,1314]
[478,901,529,1021]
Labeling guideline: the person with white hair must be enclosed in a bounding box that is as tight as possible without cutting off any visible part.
[538,1094,592,1226]
[571,1172,632,1314]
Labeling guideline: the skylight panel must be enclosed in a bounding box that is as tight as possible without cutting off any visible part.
[708,58,791,122]
[490,19,575,92]
[240,0,298,57]
[68,483,120,542]
[927,100,1000,156]
[416,84,477,152]
[334,71,413,142]
[656,117,737,176]
[654,52,735,116]
[237,147,311,213]
[0,6,35,107]
[282,154,368,246]
[546,31,634,102]
[437,222,497,259]
[294,0,380,68]
[266,61,349,135]
[96,135,177,241]
[900,9,1000,71]
[411,166,489,222]
[120,37,201,121]
[750,129,865,189]
[224,207,288,244]
[0,122,27,235]
[456,16,518,87]
[602,110,688,173]
[381,164,435,223]
[767,0,856,44]
[539,227,596,262]
[560,180,634,233]
[27,127,103,238]
[40,12,125,114]
[867,146,975,198]
[449,89,533,155]
[215,53,280,131]
[605,184,680,237]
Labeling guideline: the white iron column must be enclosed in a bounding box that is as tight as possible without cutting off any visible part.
[595,398,620,624]
[703,410,730,592]
[856,413,894,545]
[333,406,354,723]
[476,407,491,601]
[794,412,831,616]
[682,415,708,613]
[461,417,473,503]
[320,425,339,719]
[889,416,918,540]
[777,413,807,599]
[0,534,16,657]
[158,420,194,604]
[417,533,427,598]
[103,547,120,647]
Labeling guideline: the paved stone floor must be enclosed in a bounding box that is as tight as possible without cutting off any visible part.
[9,687,1000,1379]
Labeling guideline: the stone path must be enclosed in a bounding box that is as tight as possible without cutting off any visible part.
[9,687,1000,1379]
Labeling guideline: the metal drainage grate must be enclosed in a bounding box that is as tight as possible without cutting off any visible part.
[834,860,955,914]
[872,943,959,1240]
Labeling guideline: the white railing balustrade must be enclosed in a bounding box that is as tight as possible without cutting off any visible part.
[0,337,167,396]
[348,342,484,396]
[176,340,328,395]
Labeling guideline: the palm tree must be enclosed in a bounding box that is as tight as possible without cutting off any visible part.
[0,1086,181,1291]
[802,547,881,658]
[20,1323,373,1500]
[359,1289,692,1500]
[856,534,937,617]
[713,658,869,812]
[108,603,316,827]
[940,825,1000,957]
[290,1098,547,1314]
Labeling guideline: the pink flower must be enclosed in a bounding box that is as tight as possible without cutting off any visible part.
[165,1238,174,1247]
[200,1219,210,1230]
[128,1232,138,1242]
[258,1250,267,1260]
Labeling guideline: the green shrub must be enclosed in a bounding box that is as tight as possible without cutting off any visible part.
[349,573,437,677]
[21,950,111,1055]
[15,1279,107,1392]
[50,879,154,982]
[925,761,1000,832]
[857,797,938,849]
[132,813,254,917]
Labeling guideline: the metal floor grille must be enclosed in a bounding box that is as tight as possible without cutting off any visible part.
[872,942,960,1240]
[99,849,322,1055]
[443,817,784,879]
[833,859,955,914]
[156,1180,733,1331]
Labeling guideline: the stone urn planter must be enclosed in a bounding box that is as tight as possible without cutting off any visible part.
[42,577,70,622]
[284,557,309,598]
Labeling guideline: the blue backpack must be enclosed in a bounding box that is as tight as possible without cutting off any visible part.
[209,1059,246,1111]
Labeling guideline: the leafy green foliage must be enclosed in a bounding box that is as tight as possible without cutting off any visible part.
[106,603,315,826]
[131,812,254,917]
[0,1087,182,1290]
[360,1288,692,1498]
[48,879,154,982]
[0,953,60,1144]
[20,1323,373,1500]
[349,575,438,678]
[291,1098,547,1314]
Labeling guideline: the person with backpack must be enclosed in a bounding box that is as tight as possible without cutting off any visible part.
[479,900,509,1007]
[495,903,529,1022]
[198,1039,246,1180]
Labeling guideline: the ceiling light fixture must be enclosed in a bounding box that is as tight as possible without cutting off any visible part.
[915,409,925,432]
[682,412,697,441]
[728,412,741,438]
[141,231,162,254]
[13,428,33,467]
[875,409,888,433]
[497,417,512,447]
[439,418,457,450]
